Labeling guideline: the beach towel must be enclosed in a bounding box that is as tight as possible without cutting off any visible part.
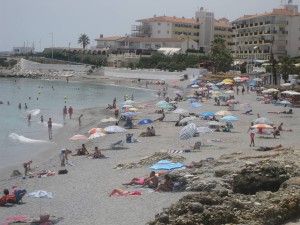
[2,216,29,225]
[112,190,141,197]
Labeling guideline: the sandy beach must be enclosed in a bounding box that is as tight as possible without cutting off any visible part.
[0,72,299,225]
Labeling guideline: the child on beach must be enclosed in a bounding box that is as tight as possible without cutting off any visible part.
[23,160,32,175]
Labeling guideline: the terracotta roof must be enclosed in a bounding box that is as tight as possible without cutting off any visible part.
[214,21,232,28]
[234,8,299,22]
[95,36,123,41]
[136,16,196,24]
[218,17,230,22]
[123,37,184,43]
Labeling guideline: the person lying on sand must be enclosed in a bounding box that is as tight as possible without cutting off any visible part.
[109,188,141,197]
[72,144,90,156]
[256,144,283,151]
[154,174,173,192]
[123,171,158,188]
[278,122,293,132]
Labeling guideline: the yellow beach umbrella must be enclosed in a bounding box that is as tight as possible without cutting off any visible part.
[222,78,234,83]
[129,108,138,111]
[215,110,232,116]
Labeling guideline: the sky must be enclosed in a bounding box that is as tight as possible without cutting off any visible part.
[1,0,299,52]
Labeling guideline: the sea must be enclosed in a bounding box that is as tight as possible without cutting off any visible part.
[0,77,156,171]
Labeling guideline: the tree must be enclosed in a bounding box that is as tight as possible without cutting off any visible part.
[276,56,295,83]
[78,34,90,49]
[209,38,233,74]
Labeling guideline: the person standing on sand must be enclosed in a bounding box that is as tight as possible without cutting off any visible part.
[68,106,73,119]
[78,114,83,126]
[48,118,53,140]
[112,97,117,109]
[248,122,255,147]
[63,106,67,120]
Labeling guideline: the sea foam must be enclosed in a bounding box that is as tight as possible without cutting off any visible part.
[9,133,50,144]
[27,109,41,116]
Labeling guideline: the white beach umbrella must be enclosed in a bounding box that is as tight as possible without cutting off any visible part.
[280,83,292,87]
[101,117,118,123]
[253,117,273,125]
[173,108,189,114]
[253,78,262,82]
[104,125,126,134]
[179,116,196,125]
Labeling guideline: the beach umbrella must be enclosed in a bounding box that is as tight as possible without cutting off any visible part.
[248,82,256,86]
[173,108,189,114]
[150,160,185,171]
[222,78,234,83]
[205,82,215,87]
[211,86,220,91]
[262,88,279,94]
[200,111,215,117]
[101,117,118,123]
[179,116,196,125]
[219,94,230,99]
[190,102,203,108]
[280,83,292,87]
[123,100,135,104]
[253,78,262,82]
[191,84,199,88]
[215,110,232,116]
[104,125,126,133]
[211,91,221,96]
[156,101,169,106]
[225,90,234,94]
[28,190,54,216]
[122,111,137,117]
[253,117,273,125]
[122,104,134,108]
[138,119,154,125]
[208,121,222,126]
[88,132,106,139]
[251,124,273,129]
[198,87,207,91]
[69,134,88,140]
[234,77,243,82]
[220,115,239,121]
[174,90,184,95]
[179,123,197,140]
[128,107,138,111]
[241,76,249,81]
[278,100,292,106]
[88,128,106,135]
[158,104,173,109]
[197,126,213,133]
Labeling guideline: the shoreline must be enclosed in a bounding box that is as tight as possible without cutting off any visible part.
[1,70,299,225]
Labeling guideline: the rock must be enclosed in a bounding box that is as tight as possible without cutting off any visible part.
[280,177,300,189]
[187,202,203,213]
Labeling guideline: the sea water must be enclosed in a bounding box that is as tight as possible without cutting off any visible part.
[0,78,155,170]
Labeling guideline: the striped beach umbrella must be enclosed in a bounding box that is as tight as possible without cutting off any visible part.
[179,123,197,140]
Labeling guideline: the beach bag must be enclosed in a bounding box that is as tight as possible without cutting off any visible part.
[58,169,68,175]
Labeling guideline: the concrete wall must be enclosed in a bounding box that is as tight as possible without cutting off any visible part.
[20,58,92,72]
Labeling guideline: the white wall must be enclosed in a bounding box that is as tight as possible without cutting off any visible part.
[150,22,172,38]
[287,17,300,58]
[20,58,92,72]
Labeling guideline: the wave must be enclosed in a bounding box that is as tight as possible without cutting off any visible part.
[39,121,63,128]
[9,133,50,144]
[26,109,41,116]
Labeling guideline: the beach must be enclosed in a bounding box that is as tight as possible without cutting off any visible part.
[0,72,300,225]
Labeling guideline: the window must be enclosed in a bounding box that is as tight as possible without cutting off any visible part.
[167,31,169,34]
[158,23,161,26]
[158,30,161,34]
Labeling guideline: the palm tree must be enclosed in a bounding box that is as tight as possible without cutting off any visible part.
[276,56,295,83]
[210,38,233,74]
[78,34,90,49]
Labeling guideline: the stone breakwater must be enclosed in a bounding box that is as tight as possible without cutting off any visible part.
[148,147,300,225]
[0,58,91,79]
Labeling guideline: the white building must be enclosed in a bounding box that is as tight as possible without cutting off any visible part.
[232,2,300,61]
[13,47,35,54]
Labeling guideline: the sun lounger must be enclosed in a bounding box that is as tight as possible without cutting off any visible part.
[193,141,201,151]
[110,140,124,149]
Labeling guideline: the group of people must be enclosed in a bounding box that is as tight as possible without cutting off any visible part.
[139,126,156,137]
[109,172,174,197]
[63,106,73,119]
[0,186,27,206]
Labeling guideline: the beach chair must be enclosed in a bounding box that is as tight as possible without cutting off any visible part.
[193,141,201,151]
[110,140,124,149]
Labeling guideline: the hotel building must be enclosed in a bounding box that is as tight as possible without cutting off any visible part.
[232,2,300,61]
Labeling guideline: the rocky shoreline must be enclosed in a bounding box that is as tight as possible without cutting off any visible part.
[148,147,300,225]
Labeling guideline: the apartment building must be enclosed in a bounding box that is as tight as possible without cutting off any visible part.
[132,8,224,52]
[232,3,300,62]
[214,18,233,49]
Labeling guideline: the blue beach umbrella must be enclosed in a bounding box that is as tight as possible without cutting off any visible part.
[220,115,239,121]
[122,112,137,117]
[138,119,154,125]
[156,101,169,106]
[190,102,203,108]
[200,111,215,117]
[150,160,185,171]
